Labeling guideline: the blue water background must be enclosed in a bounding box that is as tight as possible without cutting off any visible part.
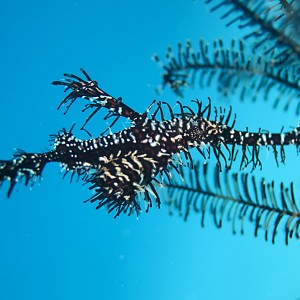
[0,1,299,300]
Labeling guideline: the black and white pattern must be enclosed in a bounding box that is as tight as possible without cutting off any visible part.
[0,69,299,217]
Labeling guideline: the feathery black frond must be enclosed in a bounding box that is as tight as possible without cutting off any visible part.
[205,0,300,65]
[154,39,300,114]
[165,162,300,244]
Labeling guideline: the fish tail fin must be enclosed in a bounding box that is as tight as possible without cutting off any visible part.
[0,150,54,197]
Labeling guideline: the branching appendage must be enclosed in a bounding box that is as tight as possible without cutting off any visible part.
[164,162,300,244]
[52,68,140,131]
[154,39,300,114]
[205,0,300,65]
[151,1,300,243]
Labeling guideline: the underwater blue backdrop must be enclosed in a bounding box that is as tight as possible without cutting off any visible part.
[0,1,299,299]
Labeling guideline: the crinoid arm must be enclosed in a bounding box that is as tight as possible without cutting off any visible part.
[53,69,141,130]
[164,162,300,244]
[154,39,300,114]
[205,0,300,65]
